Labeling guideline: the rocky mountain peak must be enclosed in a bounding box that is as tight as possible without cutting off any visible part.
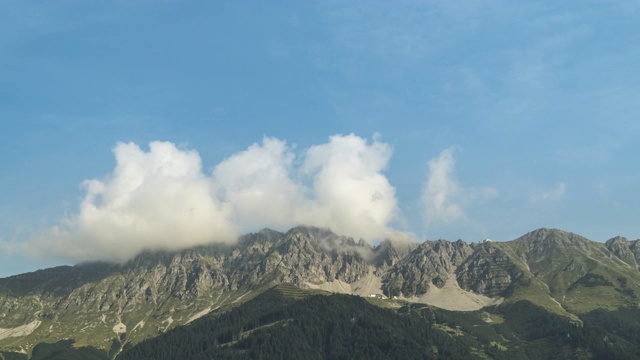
[282,225,372,257]
[606,236,632,255]
[256,227,284,239]
[383,239,473,297]
[284,225,335,239]
[607,236,640,269]
[373,238,417,267]
[607,235,630,244]
[512,228,597,260]
[520,228,587,244]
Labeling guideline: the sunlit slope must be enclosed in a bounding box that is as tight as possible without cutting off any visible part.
[2,226,640,356]
[503,229,640,313]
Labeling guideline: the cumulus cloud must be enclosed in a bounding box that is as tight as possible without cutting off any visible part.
[212,137,305,230]
[531,182,566,203]
[421,147,464,225]
[29,142,237,262]
[421,147,497,228]
[28,134,400,263]
[299,134,398,240]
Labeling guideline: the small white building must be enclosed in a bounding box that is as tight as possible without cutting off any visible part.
[368,294,387,300]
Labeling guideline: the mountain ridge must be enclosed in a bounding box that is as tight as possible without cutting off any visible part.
[2,226,640,356]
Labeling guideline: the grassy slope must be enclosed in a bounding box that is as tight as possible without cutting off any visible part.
[6,284,640,359]
[116,284,637,360]
[490,231,640,318]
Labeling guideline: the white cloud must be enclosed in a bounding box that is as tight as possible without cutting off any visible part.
[531,182,566,203]
[29,142,237,263]
[0,237,18,254]
[421,147,497,228]
[421,147,464,226]
[212,137,305,230]
[213,134,399,240]
[28,135,400,263]
[300,134,398,240]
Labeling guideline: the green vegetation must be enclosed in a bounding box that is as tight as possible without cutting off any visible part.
[7,284,640,359]
[30,340,108,360]
[500,229,640,314]
[114,285,640,360]
[117,285,483,360]
[0,352,27,360]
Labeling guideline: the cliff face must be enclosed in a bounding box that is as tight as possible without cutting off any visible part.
[2,226,640,354]
[383,240,473,297]
[456,242,525,297]
[606,236,640,269]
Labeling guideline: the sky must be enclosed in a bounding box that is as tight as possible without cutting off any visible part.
[1,1,639,277]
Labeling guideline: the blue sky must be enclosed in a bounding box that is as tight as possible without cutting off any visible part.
[1,1,639,277]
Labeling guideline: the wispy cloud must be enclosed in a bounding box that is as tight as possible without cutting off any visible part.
[421,147,464,225]
[531,182,566,203]
[27,134,401,263]
[421,147,498,229]
[0,237,16,254]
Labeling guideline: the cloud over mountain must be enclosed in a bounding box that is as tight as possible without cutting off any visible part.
[212,137,304,230]
[302,134,398,240]
[29,141,237,262]
[28,134,400,262]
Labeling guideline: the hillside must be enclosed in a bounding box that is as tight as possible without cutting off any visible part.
[1,226,640,358]
[7,284,640,360]
[123,285,640,360]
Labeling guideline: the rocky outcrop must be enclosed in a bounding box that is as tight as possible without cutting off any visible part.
[373,238,417,268]
[606,236,640,269]
[456,242,525,297]
[383,240,472,297]
[228,226,373,287]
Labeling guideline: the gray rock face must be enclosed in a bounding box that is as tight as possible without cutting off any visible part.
[606,236,640,269]
[383,240,473,296]
[227,226,373,287]
[373,238,418,268]
[456,243,525,297]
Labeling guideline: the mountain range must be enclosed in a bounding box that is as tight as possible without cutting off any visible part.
[2,226,640,359]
